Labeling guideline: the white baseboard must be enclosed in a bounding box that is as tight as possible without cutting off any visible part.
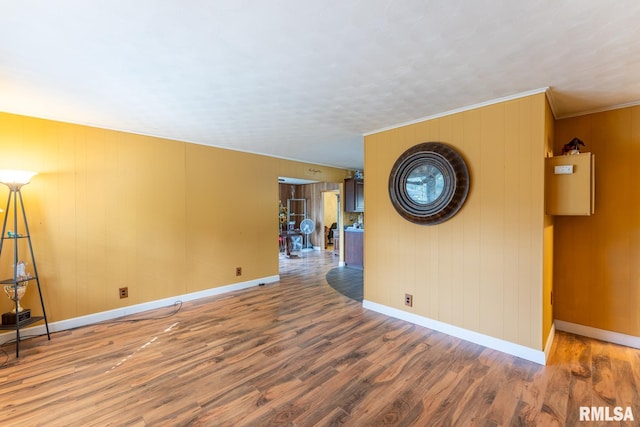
[555,320,640,349]
[362,300,547,365]
[0,275,280,344]
[544,323,556,360]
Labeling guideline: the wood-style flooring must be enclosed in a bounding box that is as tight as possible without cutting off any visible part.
[0,250,639,426]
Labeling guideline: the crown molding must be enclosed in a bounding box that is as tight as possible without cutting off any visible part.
[363,87,550,136]
[554,99,640,120]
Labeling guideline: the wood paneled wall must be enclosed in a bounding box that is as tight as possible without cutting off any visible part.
[554,106,640,337]
[301,182,339,248]
[0,112,348,322]
[543,98,555,348]
[364,93,548,350]
[279,182,339,248]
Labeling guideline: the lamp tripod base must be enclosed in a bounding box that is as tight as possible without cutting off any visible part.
[2,309,31,325]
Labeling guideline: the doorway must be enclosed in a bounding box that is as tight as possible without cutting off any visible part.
[323,190,339,253]
[278,178,340,261]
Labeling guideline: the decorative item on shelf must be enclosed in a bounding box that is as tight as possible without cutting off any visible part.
[562,137,585,155]
[3,282,30,317]
[354,170,363,180]
[15,260,27,279]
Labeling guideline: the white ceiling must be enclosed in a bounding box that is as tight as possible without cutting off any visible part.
[1,1,639,170]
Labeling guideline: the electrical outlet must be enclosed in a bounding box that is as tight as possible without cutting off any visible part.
[405,293,413,307]
[236,267,242,276]
[119,287,128,299]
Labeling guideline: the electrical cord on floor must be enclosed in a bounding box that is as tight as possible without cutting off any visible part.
[0,300,183,368]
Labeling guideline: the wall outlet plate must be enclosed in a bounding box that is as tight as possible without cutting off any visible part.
[404,293,413,307]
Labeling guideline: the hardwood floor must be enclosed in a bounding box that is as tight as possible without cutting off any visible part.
[0,250,639,426]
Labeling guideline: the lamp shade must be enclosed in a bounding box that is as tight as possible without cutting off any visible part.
[0,170,38,189]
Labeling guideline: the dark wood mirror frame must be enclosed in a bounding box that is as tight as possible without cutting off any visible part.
[388,142,470,225]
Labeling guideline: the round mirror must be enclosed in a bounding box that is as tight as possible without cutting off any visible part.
[406,164,445,204]
[389,142,469,225]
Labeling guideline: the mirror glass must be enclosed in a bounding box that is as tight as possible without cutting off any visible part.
[406,164,444,204]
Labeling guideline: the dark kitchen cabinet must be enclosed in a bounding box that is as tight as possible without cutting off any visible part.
[344,178,364,213]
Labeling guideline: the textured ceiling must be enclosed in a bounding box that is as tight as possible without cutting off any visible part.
[1,1,639,170]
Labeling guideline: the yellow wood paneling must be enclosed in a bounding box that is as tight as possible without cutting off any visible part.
[479,103,506,339]
[503,101,521,344]
[542,96,555,349]
[0,112,349,322]
[554,106,640,336]
[364,93,547,350]
[460,109,482,331]
[363,129,398,304]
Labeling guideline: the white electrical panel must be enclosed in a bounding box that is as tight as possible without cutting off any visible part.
[554,165,574,175]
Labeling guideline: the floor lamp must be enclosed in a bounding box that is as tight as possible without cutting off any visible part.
[0,170,50,357]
